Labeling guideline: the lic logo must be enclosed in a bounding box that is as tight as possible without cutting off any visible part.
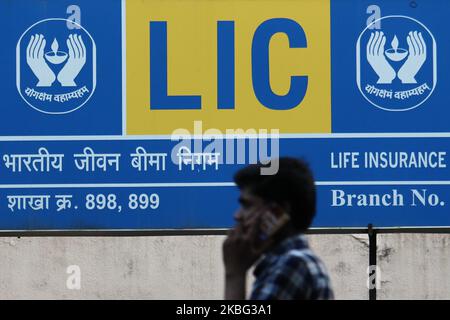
[357,16,436,111]
[16,18,96,114]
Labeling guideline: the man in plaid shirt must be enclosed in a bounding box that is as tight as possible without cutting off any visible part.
[223,158,334,300]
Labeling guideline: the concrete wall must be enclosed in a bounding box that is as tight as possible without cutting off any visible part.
[378,234,450,299]
[0,233,448,299]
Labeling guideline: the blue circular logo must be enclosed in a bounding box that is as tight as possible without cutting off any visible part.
[17,18,96,114]
[357,16,436,112]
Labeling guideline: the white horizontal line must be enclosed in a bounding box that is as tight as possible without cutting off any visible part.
[0,182,236,189]
[0,181,449,189]
[316,181,450,186]
[1,133,450,141]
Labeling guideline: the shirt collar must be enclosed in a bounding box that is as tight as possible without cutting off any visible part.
[253,233,309,277]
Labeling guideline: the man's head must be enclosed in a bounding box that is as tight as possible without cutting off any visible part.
[233,157,316,233]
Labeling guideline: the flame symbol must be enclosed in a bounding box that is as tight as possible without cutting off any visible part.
[391,36,399,52]
[51,38,59,54]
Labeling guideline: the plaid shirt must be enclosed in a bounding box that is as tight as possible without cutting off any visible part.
[250,234,334,300]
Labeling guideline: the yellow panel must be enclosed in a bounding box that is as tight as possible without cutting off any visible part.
[126,0,331,134]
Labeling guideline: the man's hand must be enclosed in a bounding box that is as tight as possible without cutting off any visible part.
[223,207,267,300]
[223,208,264,276]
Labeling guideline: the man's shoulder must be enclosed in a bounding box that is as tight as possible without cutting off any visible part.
[252,245,334,300]
[271,235,320,266]
[275,245,325,273]
[257,234,331,281]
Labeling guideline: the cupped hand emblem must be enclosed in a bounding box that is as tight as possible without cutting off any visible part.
[26,34,56,87]
[398,31,427,84]
[366,31,396,84]
[57,34,86,87]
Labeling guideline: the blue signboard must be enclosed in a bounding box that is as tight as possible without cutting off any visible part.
[0,0,122,135]
[0,0,449,230]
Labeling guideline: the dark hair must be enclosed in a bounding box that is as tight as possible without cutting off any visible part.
[233,157,316,232]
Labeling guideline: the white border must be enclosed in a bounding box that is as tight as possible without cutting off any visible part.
[121,0,127,135]
[356,15,437,112]
[1,181,449,188]
[1,132,450,141]
[16,18,97,115]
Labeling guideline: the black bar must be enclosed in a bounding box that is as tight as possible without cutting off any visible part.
[368,224,377,300]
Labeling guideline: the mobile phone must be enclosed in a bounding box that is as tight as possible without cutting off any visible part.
[258,204,291,243]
